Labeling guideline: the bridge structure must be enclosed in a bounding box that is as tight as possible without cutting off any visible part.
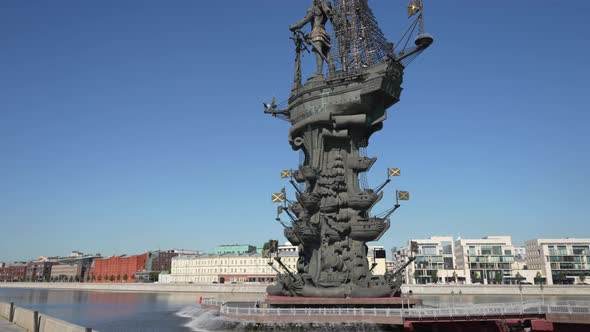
[203,299,590,332]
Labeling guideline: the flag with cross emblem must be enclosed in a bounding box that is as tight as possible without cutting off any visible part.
[271,190,286,203]
[280,170,292,179]
[407,0,421,17]
[388,168,401,177]
[270,240,279,253]
[397,190,410,201]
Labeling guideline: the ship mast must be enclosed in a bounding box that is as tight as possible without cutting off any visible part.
[330,0,391,75]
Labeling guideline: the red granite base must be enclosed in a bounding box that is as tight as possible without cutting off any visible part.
[264,295,421,308]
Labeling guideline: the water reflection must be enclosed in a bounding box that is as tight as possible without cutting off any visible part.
[0,288,198,331]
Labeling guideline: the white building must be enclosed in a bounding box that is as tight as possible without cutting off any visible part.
[404,236,463,284]
[513,246,526,259]
[525,238,590,285]
[278,242,298,254]
[454,236,525,285]
[160,252,298,284]
[367,246,387,275]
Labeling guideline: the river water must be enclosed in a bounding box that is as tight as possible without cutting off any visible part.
[0,288,584,332]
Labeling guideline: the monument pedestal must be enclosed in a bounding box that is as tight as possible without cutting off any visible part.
[264,295,421,308]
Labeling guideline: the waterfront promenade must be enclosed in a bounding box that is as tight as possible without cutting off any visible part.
[0,317,23,332]
[1,282,589,296]
[0,301,95,332]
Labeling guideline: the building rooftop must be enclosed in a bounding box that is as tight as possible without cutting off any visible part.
[175,251,299,259]
[528,238,590,243]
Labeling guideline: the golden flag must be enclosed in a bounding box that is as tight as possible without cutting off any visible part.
[407,0,420,18]
[280,170,292,179]
[388,168,401,177]
[397,190,410,201]
[271,191,286,203]
[270,240,279,252]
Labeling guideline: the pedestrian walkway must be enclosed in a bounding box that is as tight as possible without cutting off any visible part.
[0,317,24,332]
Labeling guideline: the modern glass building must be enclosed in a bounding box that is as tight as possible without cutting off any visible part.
[526,238,590,285]
[406,236,459,284]
[454,236,517,285]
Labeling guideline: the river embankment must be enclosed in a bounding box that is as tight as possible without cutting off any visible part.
[1,282,590,296]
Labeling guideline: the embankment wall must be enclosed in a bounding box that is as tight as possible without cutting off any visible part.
[1,282,590,296]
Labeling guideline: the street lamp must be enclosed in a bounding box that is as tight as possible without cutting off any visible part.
[540,282,545,305]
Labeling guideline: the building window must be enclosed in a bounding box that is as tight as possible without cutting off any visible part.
[573,246,589,255]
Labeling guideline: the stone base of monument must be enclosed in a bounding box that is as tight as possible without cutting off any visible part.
[263,295,421,308]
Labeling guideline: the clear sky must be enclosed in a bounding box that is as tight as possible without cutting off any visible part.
[1,1,589,262]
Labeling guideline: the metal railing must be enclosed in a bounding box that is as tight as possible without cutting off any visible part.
[218,302,590,320]
[201,298,224,307]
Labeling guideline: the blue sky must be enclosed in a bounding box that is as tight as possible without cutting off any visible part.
[1,1,589,262]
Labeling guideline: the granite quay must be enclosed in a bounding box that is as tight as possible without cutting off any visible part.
[0,302,95,332]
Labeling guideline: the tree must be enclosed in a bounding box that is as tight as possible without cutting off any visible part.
[97,275,102,281]
[116,275,121,281]
[123,274,128,281]
[494,273,503,284]
[429,270,438,283]
[410,241,419,257]
[109,275,115,282]
[534,271,543,285]
[413,270,421,284]
[75,276,80,282]
[104,275,109,282]
[515,272,523,284]
[557,272,566,284]
[579,274,586,284]
[149,272,160,282]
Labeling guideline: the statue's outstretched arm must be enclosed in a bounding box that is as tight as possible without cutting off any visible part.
[290,8,314,31]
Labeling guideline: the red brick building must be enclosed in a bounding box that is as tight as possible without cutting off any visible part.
[0,263,27,282]
[91,254,147,283]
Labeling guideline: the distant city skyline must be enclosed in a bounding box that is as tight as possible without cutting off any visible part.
[0,234,584,264]
[1,1,589,262]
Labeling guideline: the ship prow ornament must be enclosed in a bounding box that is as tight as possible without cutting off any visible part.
[265,0,432,298]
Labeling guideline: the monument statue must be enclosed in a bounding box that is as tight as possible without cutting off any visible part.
[265,0,433,298]
[289,0,335,78]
